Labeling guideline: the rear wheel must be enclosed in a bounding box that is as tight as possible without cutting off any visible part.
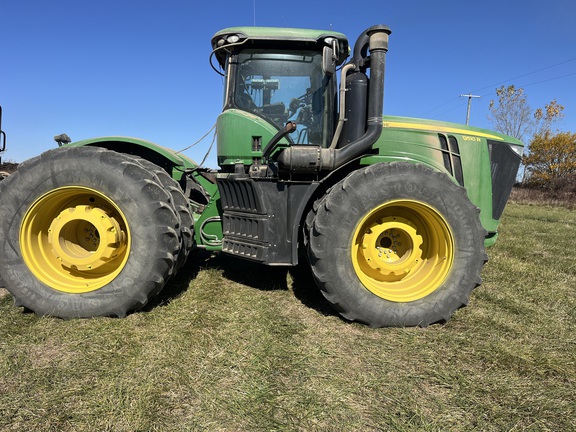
[0,146,180,317]
[126,157,194,272]
[307,162,487,327]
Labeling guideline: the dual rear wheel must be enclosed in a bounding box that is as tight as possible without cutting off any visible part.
[0,146,193,317]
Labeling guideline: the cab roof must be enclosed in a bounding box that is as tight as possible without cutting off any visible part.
[211,26,349,68]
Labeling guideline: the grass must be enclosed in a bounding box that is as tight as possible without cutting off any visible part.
[1,202,575,431]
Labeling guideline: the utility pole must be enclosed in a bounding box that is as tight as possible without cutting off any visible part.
[460,94,481,125]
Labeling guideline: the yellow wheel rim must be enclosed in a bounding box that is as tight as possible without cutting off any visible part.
[20,186,131,293]
[351,199,454,302]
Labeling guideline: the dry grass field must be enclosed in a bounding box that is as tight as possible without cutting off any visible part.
[1,197,574,431]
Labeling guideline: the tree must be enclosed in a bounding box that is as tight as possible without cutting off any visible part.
[488,85,565,183]
[534,99,565,135]
[523,131,576,185]
[488,85,565,141]
[488,85,533,141]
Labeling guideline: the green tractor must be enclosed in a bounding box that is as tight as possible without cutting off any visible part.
[0,25,522,327]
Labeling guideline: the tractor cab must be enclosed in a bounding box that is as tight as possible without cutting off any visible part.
[210,27,349,172]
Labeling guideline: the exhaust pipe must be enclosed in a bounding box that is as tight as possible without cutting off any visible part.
[277,25,391,172]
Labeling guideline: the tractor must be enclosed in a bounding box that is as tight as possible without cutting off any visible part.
[0,25,523,327]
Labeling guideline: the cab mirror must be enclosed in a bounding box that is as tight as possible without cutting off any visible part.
[322,47,335,75]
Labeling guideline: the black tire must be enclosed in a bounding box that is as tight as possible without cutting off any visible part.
[307,162,487,327]
[0,146,180,318]
[126,157,194,272]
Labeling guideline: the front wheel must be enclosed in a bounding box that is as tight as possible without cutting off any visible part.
[0,146,180,317]
[307,162,487,327]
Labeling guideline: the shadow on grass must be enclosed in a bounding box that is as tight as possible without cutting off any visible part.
[144,249,339,319]
[141,249,212,311]
[289,261,340,318]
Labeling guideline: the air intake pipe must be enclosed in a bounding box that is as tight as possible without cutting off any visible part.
[277,25,391,173]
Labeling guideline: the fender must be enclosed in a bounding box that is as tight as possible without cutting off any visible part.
[66,136,197,181]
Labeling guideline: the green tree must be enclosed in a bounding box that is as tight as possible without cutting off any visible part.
[523,131,576,185]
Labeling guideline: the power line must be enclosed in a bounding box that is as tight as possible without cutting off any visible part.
[429,100,468,120]
[477,70,576,99]
[471,57,576,94]
[518,70,576,89]
[421,57,576,117]
[420,97,460,116]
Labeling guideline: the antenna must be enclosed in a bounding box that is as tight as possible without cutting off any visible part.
[460,93,481,125]
[253,0,256,26]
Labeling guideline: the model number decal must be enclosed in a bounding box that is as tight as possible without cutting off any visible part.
[462,135,481,142]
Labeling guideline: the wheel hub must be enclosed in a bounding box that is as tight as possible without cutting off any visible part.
[360,216,423,277]
[47,205,127,271]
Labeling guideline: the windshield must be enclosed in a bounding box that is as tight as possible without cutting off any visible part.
[232,50,333,147]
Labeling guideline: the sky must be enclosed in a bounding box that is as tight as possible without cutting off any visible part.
[1,0,575,167]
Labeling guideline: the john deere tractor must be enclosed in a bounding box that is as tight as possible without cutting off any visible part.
[0,25,523,327]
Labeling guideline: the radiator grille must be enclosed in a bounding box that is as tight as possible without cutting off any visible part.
[488,140,522,220]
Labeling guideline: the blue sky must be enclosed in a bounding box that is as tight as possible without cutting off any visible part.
[1,0,575,167]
